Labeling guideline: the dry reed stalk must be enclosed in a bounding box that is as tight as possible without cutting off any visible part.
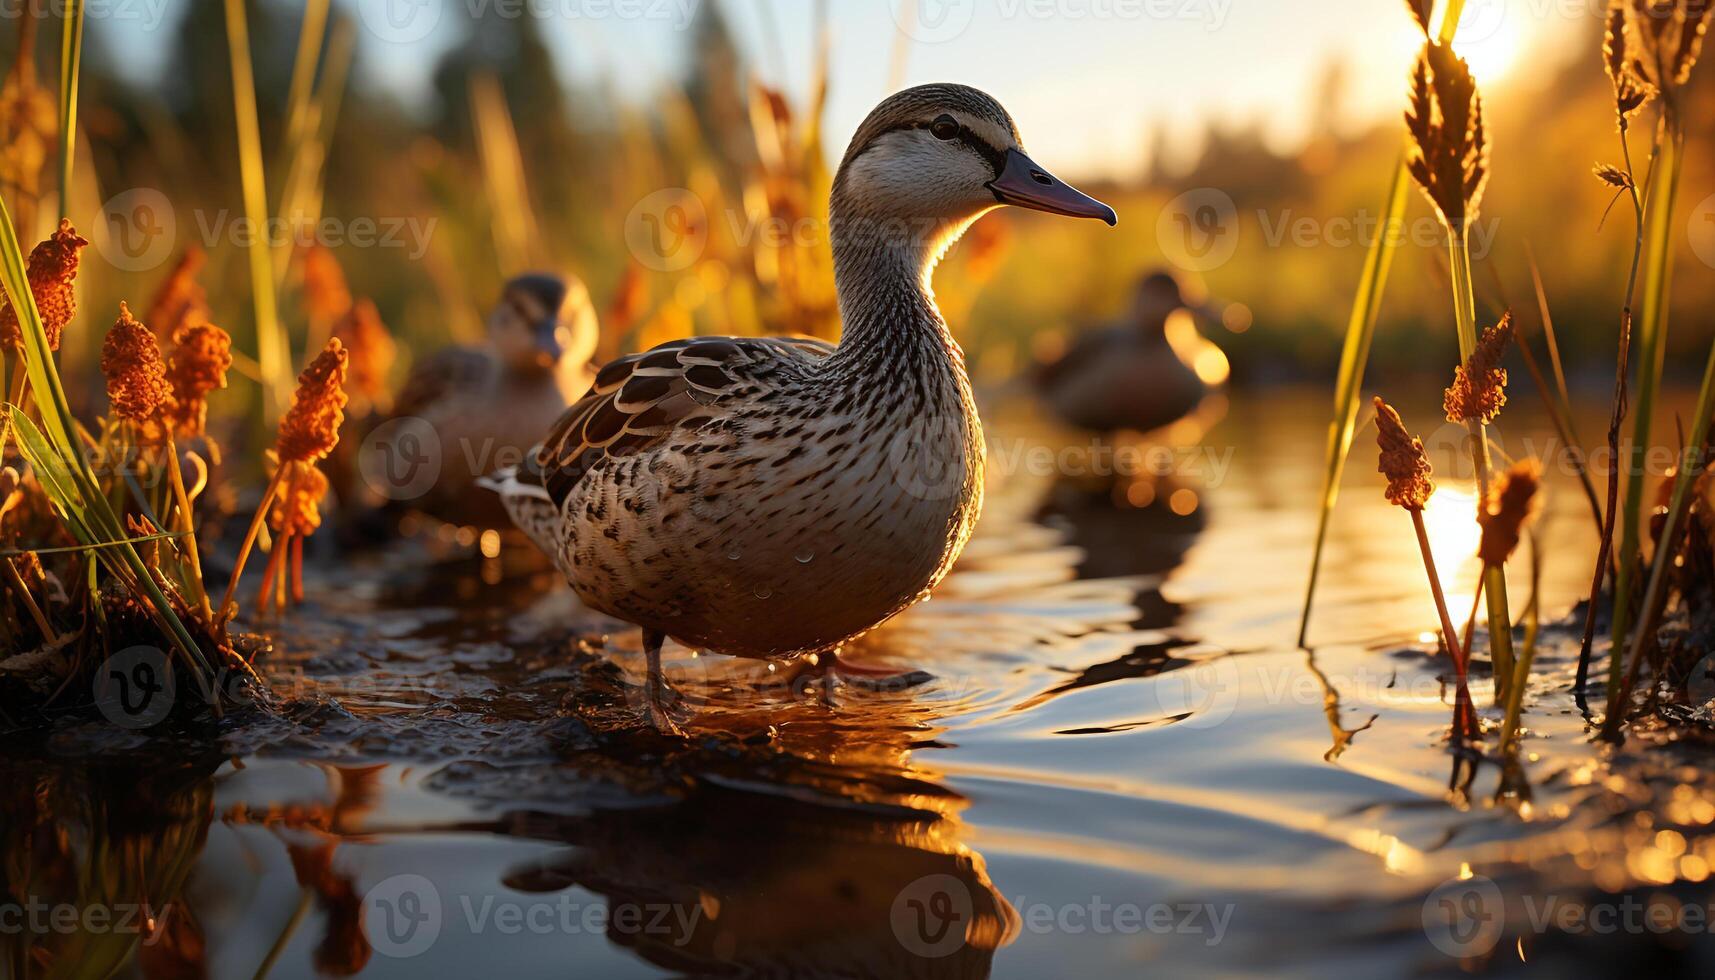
[1578,312,1633,703]
[1406,37,1515,703]
[1376,396,1477,739]
[220,341,348,622]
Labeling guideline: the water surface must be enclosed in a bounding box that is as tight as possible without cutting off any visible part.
[8,389,1715,978]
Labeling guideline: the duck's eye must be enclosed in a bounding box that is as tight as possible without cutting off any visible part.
[929,116,959,141]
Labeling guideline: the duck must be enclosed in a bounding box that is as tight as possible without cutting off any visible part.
[488,83,1115,732]
[1035,269,1224,434]
[379,273,597,530]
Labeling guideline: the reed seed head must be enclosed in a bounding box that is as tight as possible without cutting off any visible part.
[1606,0,1658,124]
[1405,42,1489,231]
[1594,162,1636,189]
[164,321,234,437]
[300,244,353,325]
[270,464,330,538]
[100,303,172,424]
[332,298,396,409]
[1478,458,1543,566]
[144,246,209,342]
[1625,0,1713,91]
[0,219,89,352]
[275,339,350,464]
[1375,396,1435,510]
[1445,312,1514,425]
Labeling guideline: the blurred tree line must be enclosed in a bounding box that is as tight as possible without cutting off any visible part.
[0,2,1708,392]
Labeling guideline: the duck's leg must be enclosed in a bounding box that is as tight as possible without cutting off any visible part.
[642,628,687,737]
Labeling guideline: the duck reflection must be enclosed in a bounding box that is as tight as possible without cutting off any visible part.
[490,777,1017,977]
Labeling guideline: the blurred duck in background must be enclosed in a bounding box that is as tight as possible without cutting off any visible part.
[377,273,597,530]
[1035,269,1228,435]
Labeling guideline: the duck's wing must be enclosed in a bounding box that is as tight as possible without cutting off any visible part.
[391,345,493,419]
[522,334,835,505]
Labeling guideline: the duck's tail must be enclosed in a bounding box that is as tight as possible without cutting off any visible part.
[478,458,560,558]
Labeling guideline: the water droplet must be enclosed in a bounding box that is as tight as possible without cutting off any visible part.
[753,585,773,599]
[727,548,742,561]
[794,549,815,563]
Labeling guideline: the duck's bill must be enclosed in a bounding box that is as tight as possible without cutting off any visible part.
[987,148,1117,226]
[534,320,566,365]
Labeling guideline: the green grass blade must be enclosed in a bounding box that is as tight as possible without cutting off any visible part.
[1298,161,1408,647]
[57,0,85,215]
[1298,0,1466,647]
[224,0,292,418]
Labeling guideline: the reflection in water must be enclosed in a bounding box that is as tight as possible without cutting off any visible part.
[0,757,219,979]
[13,394,1715,976]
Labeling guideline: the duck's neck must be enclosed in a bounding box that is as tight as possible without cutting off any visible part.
[824,208,982,384]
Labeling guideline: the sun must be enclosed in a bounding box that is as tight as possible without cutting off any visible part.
[1453,4,1526,83]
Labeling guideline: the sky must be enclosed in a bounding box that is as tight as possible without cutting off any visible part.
[128,0,1592,181]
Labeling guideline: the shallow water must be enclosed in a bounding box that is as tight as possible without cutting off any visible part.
[7,388,1715,978]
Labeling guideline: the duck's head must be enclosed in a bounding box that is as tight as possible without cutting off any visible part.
[832,83,1115,246]
[490,273,598,374]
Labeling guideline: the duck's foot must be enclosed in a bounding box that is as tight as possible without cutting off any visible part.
[644,685,689,738]
[786,651,932,707]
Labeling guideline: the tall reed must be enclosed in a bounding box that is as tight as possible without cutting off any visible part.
[55,0,82,217]
[223,0,291,418]
[1299,0,1467,647]
[1403,37,1516,703]
[1609,0,1710,704]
